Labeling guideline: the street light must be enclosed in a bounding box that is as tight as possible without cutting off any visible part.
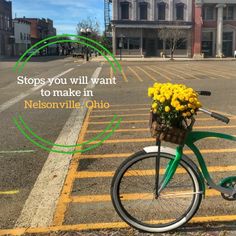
[80,27,92,61]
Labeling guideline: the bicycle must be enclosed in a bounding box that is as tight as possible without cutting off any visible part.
[111,91,236,233]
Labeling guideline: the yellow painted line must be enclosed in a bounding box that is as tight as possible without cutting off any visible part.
[128,66,143,82]
[87,125,236,133]
[121,69,128,82]
[145,66,172,81]
[152,65,186,80]
[193,64,234,79]
[92,108,149,113]
[75,165,236,179]
[110,67,113,79]
[1,215,236,235]
[167,66,201,80]
[89,116,236,124]
[70,189,220,203]
[91,113,149,118]
[53,109,92,226]
[80,148,236,159]
[0,190,19,195]
[135,66,157,81]
[86,136,236,144]
[191,66,228,80]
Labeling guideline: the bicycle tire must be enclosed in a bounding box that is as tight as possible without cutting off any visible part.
[111,150,203,233]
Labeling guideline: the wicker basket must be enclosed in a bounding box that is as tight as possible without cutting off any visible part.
[149,112,188,145]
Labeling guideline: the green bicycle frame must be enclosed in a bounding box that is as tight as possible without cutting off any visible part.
[160,131,236,196]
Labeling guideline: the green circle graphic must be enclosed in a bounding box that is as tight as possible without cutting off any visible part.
[13,34,123,154]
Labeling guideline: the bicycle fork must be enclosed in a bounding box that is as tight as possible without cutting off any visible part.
[155,141,183,197]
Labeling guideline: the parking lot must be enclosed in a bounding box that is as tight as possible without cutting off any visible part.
[1,60,236,235]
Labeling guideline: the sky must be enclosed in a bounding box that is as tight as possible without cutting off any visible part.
[12,0,105,35]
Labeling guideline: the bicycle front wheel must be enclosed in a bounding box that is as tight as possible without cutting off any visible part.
[111,151,203,233]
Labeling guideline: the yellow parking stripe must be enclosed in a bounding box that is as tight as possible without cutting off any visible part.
[167,66,200,80]
[0,190,19,195]
[135,66,157,81]
[87,125,236,133]
[70,189,220,203]
[1,215,236,235]
[190,66,229,80]
[193,64,234,78]
[152,65,186,80]
[85,136,236,144]
[145,66,172,81]
[80,148,236,159]
[75,165,236,179]
[53,109,92,226]
[128,66,143,82]
[121,69,128,82]
[89,116,236,124]
[110,67,113,79]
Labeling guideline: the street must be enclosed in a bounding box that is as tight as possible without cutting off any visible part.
[0,57,236,235]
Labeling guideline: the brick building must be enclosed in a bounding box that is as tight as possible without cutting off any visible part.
[0,0,14,56]
[193,0,236,58]
[18,18,56,45]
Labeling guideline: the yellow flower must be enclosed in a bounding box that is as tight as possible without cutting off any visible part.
[165,106,170,113]
[160,96,166,103]
[148,88,155,97]
[152,102,158,109]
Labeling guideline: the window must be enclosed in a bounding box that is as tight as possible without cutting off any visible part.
[129,38,140,49]
[203,6,214,20]
[121,2,129,20]
[116,37,128,49]
[176,3,184,20]
[224,6,234,20]
[202,32,213,56]
[20,33,23,40]
[139,2,148,20]
[158,2,166,20]
[176,38,187,49]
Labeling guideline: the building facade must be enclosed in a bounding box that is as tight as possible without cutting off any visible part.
[112,0,236,58]
[0,0,14,56]
[16,17,57,55]
[13,18,31,56]
[194,0,236,58]
[112,0,193,57]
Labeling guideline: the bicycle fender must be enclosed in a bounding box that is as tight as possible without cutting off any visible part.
[143,146,206,196]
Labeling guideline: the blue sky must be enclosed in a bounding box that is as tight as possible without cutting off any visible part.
[12,0,104,35]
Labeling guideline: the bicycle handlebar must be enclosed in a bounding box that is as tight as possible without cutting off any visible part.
[199,108,230,124]
[197,91,211,96]
[211,112,230,124]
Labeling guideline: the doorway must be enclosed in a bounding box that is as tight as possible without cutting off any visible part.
[223,32,233,57]
[146,39,156,57]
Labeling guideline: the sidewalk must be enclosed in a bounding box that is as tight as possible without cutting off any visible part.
[92,55,236,62]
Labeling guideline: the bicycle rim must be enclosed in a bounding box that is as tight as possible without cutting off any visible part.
[111,152,202,233]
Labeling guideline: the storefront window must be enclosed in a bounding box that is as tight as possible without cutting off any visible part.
[129,38,140,50]
[202,32,213,57]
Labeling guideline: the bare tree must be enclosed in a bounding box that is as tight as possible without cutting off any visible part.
[158,28,187,60]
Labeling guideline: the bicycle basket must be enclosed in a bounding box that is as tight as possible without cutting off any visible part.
[149,112,188,145]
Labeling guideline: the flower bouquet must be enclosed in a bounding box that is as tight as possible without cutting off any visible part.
[148,82,202,145]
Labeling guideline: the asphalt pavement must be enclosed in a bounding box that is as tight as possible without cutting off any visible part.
[0,57,236,235]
